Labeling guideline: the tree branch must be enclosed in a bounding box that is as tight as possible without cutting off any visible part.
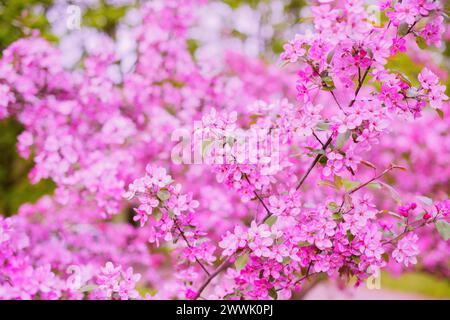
[296,136,333,190]
[192,63,374,300]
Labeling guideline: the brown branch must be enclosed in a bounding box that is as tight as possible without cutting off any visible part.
[193,255,233,300]
[347,164,404,195]
[243,174,272,219]
[337,164,404,213]
[330,90,344,112]
[296,136,333,190]
[277,261,314,293]
[296,64,372,191]
[173,219,211,276]
[349,65,371,108]
[383,216,437,245]
[312,130,325,147]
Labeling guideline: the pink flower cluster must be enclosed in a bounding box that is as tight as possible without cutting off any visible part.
[0,0,449,300]
[0,196,168,299]
[93,262,141,300]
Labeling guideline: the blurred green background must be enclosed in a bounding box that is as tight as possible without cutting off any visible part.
[0,0,449,298]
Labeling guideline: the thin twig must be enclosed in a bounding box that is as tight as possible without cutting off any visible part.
[171,214,211,276]
[349,65,371,108]
[193,255,233,300]
[382,216,437,245]
[243,174,272,219]
[277,261,314,292]
[312,130,324,147]
[330,90,344,112]
[348,164,403,195]
[337,164,404,213]
[296,136,333,190]
[308,61,345,113]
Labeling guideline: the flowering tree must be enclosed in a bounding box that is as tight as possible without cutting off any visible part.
[0,0,449,300]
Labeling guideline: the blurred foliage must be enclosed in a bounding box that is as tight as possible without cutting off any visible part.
[0,0,131,215]
[0,0,56,51]
[381,272,450,299]
[223,0,262,9]
[285,0,306,17]
[386,53,422,86]
[83,0,129,37]
[224,0,305,11]
[444,39,450,96]
[0,119,55,216]
[0,1,57,216]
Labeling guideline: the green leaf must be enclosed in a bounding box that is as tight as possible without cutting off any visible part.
[395,71,413,87]
[322,76,336,91]
[342,179,359,192]
[336,131,350,150]
[347,231,355,242]
[327,201,339,211]
[282,257,291,264]
[157,189,170,201]
[153,208,163,221]
[397,22,410,37]
[226,136,236,146]
[268,287,278,300]
[79,284,98,293]
[316,122,330,131]
[415,36,427,49]
[202,139,213,156]
[332,212,342,220]
[265,215,278,227]
[367,182,382,189]
[187,38,199,55]
[436,108,444,119]
[248,114,261,125]
[298,241,311,247]
[334,175,343,190]
[435,220,450,241]
[318,155,328,166]
[382,253,390,263]
[310,149,325,155]
[235,254,249,272]
[318,179,335,189]
[326,50,335,64]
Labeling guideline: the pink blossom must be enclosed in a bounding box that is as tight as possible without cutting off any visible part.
[322,152,344,177]
[268,196,286,215]
[147,166,173,188]
[219,225,248,256]
[392,233,420,267]
[390,38,407,55]
[392,0,419,25]
[420,16,445,47]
